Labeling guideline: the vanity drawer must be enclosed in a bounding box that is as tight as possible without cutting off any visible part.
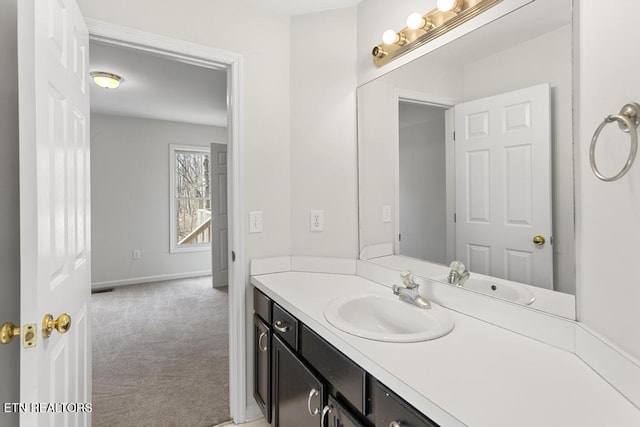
[300,324,367,414]
[374,381,439,427]
[272,303,298,350]
[253,288,272,324]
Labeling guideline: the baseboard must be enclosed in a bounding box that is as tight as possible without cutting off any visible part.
[575,324,640,409]
[91,270,212,290]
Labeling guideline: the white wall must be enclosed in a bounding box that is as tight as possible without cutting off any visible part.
[290,7,358,257]
[575,0,640,360]
[358,58,464,251]
[76,2,291,417]
[463,25,574,294]
[398,103,447,263]
[0,1,20,424]
[77,0,293,264]
[91,113,227,286]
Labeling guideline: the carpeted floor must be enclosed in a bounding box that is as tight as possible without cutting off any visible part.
[92,276,231,427]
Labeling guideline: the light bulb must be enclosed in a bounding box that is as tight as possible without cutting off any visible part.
[436,0,459,12]
[382,29,398,45]
[406,13,424,30]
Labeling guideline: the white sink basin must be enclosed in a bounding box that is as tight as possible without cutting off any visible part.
[439,277,535,305]
[323,293,454,342]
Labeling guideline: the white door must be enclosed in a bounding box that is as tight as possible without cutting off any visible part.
[454,84,552,289]
[18,0,92,425]
[211,143,228,287]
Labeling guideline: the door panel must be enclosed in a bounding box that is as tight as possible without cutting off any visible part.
[18,0,91,424]
[454,83,552,289]
[272,335,324,427]
[211,143,228,287]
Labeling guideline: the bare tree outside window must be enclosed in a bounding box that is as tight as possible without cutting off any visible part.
[175,149,211,246]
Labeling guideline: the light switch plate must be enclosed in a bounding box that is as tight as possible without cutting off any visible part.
[382,205,392,223]
[249,211,263,233]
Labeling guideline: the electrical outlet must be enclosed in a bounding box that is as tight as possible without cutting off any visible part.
[249,211,263,233]
[382,205,392,223]
[310,210,324,232]
[132,249,141,260]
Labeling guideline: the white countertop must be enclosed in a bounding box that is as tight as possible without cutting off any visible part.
[251,271,640,427]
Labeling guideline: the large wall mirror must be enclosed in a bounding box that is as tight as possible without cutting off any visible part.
[358,0,575,318]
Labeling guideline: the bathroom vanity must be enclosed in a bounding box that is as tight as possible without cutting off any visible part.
[250,258,640,427]
[254,286,439,427]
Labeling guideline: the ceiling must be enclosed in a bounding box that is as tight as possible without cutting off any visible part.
[247,0,362,15]
[89,41,228,127]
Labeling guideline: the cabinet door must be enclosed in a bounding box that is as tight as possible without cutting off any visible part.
[327,396,368,427]
[254,314,271,422]
[374,382,439,427]
[272,335,325,427]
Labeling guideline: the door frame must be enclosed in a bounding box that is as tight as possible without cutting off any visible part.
[392,89,458,260]
[86,20,248,422]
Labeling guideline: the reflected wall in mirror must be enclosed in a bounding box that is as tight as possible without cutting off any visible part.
[358,0,575,314]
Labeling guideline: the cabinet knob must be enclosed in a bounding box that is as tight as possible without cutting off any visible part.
[307,388,320,416]
[274,320,290,333]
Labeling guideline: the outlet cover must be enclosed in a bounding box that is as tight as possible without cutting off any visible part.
[310,210,324,231]
[249,211,263,233]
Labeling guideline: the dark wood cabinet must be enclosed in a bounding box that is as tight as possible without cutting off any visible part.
[252,287,440,427]
[326,395,368,427]
[253,314,271,422]
[373,382,439,427]
[272,334,325,427]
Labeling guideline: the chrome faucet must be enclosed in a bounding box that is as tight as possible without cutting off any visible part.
[447,261,470,287]
[392,271,431,309]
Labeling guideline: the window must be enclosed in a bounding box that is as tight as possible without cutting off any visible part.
[170,145,211,252]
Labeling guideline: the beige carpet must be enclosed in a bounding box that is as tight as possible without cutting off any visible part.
[92,276,231,427]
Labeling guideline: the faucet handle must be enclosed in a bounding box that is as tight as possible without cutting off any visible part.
[449,261,466,273]
[400,271,417,289]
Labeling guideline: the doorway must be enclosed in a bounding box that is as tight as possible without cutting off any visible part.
[87,20,245,424]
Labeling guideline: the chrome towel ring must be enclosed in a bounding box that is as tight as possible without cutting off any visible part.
[589,102,640,182]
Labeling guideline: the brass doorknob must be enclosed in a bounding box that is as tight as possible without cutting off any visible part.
[42,313,71,338]
[533,235,546,246]
[1,322,20,345]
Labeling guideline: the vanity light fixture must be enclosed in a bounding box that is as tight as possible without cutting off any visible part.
[372,0,502,67]
[90,71,123,89]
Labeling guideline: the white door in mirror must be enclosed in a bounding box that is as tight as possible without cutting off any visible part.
[454,83,553,289]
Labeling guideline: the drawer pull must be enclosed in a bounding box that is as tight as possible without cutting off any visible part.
[307,388,320,416]
[320,404,333,427]
[389,422,403,427]
[258,331,268,352]
[274,320,290,333]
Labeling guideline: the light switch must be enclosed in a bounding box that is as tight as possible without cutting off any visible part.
[382,205,392,223]
[249,211,263,233]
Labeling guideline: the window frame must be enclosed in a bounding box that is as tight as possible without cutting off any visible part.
[169,144,212,253]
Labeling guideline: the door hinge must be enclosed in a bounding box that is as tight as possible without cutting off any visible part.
[398,234,401,242]
[454,213,457,223]
[231,251,236,262]
[453,131,456,141]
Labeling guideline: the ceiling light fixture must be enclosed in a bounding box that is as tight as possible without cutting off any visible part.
[372,0,503,67]
[90,71,123,89]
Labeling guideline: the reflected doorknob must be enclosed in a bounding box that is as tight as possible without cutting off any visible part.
[533,235,546,246]
[42,313,71,338]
